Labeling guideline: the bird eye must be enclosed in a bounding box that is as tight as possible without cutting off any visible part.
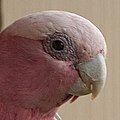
[51,40,64,51]
[42,32,77,61]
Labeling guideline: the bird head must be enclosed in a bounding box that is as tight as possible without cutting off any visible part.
[0,11,107,113]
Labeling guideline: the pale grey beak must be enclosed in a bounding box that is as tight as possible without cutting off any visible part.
[68,54,107,99]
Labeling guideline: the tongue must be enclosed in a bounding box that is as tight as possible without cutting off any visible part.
[70,96,79,103]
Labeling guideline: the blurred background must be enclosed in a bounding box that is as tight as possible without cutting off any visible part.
[0,0,120,120]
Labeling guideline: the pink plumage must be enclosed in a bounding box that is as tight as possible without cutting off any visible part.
[0,11,107,120]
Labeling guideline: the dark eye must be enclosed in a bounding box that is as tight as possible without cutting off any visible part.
[51,40,64,51]
[42,32,77,61]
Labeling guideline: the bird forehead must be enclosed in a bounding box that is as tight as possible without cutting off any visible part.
[2,11,106,57]
[2,11,102,41]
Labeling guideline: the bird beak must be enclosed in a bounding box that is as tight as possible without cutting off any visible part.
[68,54,107,99]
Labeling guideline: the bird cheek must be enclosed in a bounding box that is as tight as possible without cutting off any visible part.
[59,61,79,89]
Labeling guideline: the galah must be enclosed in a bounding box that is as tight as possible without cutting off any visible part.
[0,11,107,120]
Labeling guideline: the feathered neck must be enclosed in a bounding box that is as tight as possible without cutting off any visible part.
[0,102,57,120]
